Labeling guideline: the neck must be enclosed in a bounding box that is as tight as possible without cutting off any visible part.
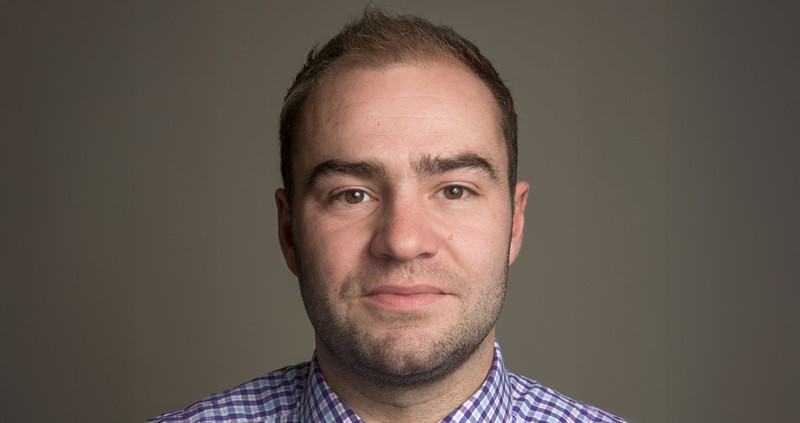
[314,331,496,423]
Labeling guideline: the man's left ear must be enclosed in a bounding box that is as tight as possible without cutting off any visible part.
[275,188,299,276]
[508,181,529,265]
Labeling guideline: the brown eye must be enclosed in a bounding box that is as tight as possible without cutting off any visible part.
[343,190,368,204]
[443,185,465,200]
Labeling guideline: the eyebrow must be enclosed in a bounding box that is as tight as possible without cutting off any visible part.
[306,159,388,189]
[305,153,499,189]
[414,153,499,182]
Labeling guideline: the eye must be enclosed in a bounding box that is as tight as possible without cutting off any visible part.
[442,185,470,200]
[336,189,372,204]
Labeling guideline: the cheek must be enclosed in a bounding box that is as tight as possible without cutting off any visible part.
[443,214,511,270]
[296,215,371,281]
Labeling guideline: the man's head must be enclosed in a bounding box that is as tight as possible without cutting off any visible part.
[275,9,528,388]
[279,8,518,206]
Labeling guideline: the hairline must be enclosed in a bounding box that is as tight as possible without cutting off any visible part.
[290,56,514,204]
[279,10,519,212]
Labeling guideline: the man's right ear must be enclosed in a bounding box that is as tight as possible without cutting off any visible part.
[275,188,298,276]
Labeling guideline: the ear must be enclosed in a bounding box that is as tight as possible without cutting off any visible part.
[275,188,298,276]
[508,181,529,266]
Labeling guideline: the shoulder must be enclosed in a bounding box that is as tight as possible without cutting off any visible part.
[146,362,310,423]
[506,372,629,423]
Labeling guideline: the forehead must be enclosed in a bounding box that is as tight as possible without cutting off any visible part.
[296,61,505,176]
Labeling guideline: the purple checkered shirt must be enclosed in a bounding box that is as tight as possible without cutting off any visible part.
[147,342,627,422]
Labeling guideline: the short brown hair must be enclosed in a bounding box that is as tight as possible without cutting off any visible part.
[279,8,517,203]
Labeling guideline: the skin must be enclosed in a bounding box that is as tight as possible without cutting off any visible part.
[276,61,529,423]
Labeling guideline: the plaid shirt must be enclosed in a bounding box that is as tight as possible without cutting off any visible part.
[148,343,627,422]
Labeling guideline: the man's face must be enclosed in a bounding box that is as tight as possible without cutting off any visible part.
[276,61,528,386]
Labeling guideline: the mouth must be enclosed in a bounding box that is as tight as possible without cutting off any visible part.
[363,285,448,312]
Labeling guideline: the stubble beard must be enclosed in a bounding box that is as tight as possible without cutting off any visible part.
[297,257,508,388]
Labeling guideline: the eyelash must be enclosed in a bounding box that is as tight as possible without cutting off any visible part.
[438,184,475,200]
[331,184,475,205]
[333,189,375,205]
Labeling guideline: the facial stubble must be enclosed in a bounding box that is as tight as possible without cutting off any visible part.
[296,254,509,388]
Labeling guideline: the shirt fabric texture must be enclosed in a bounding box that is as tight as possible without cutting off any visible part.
[147,343,627,422]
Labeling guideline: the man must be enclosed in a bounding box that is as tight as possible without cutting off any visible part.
[149,9,627,423]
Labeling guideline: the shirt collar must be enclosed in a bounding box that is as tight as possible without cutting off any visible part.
[299,342,511,422]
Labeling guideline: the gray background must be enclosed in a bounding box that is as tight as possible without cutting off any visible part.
[2,1,798,422]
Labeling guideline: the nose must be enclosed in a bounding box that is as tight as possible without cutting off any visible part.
[369,192,440,262]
